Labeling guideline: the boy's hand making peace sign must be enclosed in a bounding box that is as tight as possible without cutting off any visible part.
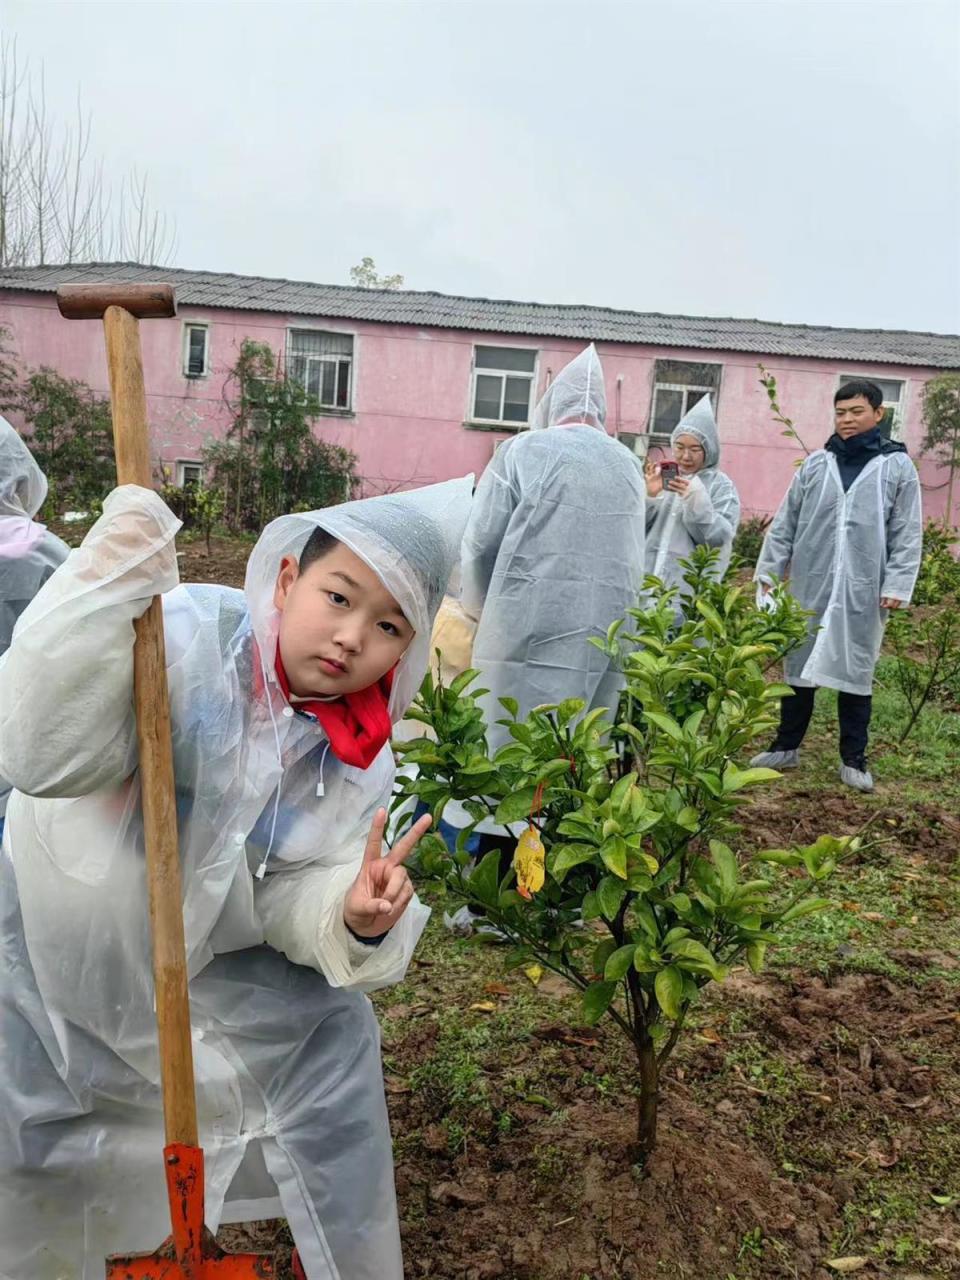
[343,808,432,939]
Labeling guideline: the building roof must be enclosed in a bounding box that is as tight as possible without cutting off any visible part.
[1,261,957,369]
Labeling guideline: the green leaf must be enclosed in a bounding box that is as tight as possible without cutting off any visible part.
[581,889,602,922]
[633,898,660,942]
[644,711,685,743]
[573,707,609,741]
[535,757,576,784]
[710,840,739,898]
[722,765,781,793]
[448,668,481,696]
[468,850,503,908]
[746,942,766,973]
[558,697,586,725]
[597,875,627,920]
[632,809,663,835]
[682,708,706,738]
[665,892,692,916]
[551,843,599,881]
[668,936,723,979]
[494,787,539,824]
[604,944,638,981]
[695,599,724,631]
[762,683,795,701]
[600,834,629,879]
[414,832,450,877]
[755,848,802,867]
[780,896,832,923]
[591,938,617,976]
[654,965,684,1019]
[662,926,691,947]
[610,772,637,811]
[675,805,699,832]
[582,980,617,1025]
[695,770,723,797]
[498,696,519,717]
[625,868,653,892]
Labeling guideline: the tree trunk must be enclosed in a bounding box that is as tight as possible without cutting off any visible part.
[635,1037,659,1162]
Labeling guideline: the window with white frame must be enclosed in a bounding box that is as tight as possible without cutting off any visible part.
[837,374,905,440]
[470,345,538,426]
[648,359,722,437]
[176,460,204,488]
[182,324,209,378]
[287,329,354,411]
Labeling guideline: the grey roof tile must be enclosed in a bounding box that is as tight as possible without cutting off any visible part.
[0,261,957,369]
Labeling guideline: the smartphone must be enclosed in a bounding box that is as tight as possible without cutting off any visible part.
[659,460,679,483]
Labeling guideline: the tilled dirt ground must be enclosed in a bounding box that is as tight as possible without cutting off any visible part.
[49,522,954,1277]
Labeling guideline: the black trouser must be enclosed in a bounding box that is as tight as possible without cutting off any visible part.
[772,685,872,768]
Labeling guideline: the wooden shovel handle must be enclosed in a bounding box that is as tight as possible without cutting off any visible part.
[103,305,198,1147]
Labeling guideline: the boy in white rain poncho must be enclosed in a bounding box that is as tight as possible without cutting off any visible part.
[0,418,70,834]
[0,473,472,1279]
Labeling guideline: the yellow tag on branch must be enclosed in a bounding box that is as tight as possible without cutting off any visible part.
[513,825,546,900]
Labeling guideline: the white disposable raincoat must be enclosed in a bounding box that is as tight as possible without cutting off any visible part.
[755,446,922,695]
[0,419,70,817]
[0,474,472,1279]
[645,396,741,597]
[461,345,645,754]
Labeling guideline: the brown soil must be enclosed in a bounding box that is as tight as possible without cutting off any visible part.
[176,534,251,588]
[220,967,960,1280]
[46,525,950,1278]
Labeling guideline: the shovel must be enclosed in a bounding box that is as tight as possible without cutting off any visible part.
[56,284,275,1280]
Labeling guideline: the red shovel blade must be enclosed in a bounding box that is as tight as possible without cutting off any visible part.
[106,1144,275,1279]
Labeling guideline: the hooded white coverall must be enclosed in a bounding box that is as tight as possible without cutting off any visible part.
[460,344,646,755]
[0,475,472,1279]
[644,395,741,598]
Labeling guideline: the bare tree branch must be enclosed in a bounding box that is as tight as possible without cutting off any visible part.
[0,35,175,268]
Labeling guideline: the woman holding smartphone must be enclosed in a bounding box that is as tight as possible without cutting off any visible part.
[643,395,741,608]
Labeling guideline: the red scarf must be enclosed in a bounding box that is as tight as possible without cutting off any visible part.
[273,645,394,770]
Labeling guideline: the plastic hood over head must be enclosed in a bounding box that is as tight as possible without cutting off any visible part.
[671,394,720,467]
[530,344,607,432]
[245,475,474,722]
[0,417,47,519]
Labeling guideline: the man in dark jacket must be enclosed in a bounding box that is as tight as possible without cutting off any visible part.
[752,379,922,793]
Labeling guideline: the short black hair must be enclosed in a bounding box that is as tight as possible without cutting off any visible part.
[298,526,340,571]
[835,379,883,411]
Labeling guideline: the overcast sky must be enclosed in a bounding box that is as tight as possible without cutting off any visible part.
[3,0,958,333]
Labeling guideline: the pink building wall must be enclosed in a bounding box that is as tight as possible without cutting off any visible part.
[0,289,953,523]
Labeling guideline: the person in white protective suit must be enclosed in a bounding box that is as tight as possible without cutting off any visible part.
[0,472,472,1280]
[453,346,645,899]
[461,344,646,753]
[751,378,922,793]
[643,394,741,603]
[0,418,70,833]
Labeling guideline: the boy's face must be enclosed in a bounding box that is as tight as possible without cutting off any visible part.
[834,394,885,439]
[274,542,415,697]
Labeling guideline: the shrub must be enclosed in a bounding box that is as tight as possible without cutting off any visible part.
[911,520,960,606]
[731,513,772,568]
[395,549,855,1162]
[206,340,359,533]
